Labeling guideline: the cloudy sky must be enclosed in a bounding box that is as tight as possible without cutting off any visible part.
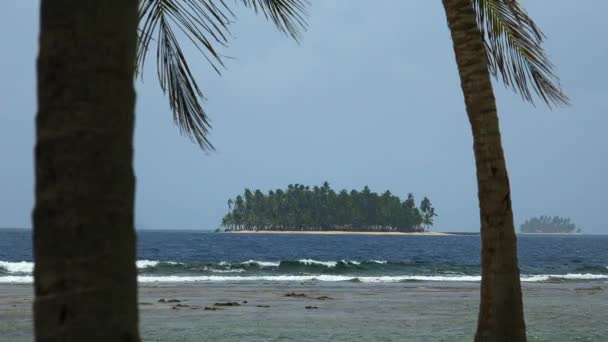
[1,1,607,233]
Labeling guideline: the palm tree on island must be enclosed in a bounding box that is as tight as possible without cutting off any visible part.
[34,0,565,341]
[222,183,436,232]
[520,216,580,234]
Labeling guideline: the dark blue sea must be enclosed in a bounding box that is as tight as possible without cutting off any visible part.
[1,229,607,283]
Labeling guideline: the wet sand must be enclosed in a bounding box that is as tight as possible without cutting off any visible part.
[1,282,606,341]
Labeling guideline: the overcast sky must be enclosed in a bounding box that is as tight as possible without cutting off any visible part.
[1,1,606,233]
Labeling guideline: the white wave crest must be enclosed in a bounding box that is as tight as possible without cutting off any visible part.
[297,259,338,267]
[295,259,368,267]
[0,260,180,274]
[0,261,34,274]
[0,276,34,283]
[136,260,159,268]
[2,273,608,284]
[137,275,351,283]
[369,260,388,264]
[136,260,180,269]
[521,273,608,282]
[137,273,608,283]
[209,268,245,273]
[132,275,479,283]
[239,260,281,267]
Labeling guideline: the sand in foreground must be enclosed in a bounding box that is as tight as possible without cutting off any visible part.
[1,281,607,341]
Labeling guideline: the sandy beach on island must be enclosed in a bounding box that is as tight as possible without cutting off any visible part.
[2,281,606,341]
[225,230,452,236]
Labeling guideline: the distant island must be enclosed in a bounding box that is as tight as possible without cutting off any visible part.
[221,182,436,233]
[520,215,581,234]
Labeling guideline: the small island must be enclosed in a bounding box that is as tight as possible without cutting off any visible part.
[520,215,581,234]
[222,182,437,233]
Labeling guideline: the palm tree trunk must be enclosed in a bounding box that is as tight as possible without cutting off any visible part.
[441,0,526,341]
[34,1,140,340]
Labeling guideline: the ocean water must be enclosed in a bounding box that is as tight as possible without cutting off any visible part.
[1,229,607,283]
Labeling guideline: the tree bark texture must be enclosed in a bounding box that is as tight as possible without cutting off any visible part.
[441,0,527,341]
[34,1,140,341]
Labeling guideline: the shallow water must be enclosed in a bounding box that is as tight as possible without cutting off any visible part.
[1,229,607,284]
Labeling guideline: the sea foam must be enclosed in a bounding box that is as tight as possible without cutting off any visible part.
[135,273,608,283]
[0,275,33,283]
[136,260,160,268]
[2,273,607,284]
[370,260,388,264]
[0,261,34,274]
[0,260,179,274]
[239,260,281,267]
[297,259,338,267]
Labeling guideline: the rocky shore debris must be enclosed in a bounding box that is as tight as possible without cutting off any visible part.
[158,298,181,303]
[213,302,241,307]
[171,303,201,310]
[256,304,271,308]
[305,306,318,309]
[284,292,333,300]
[284,292,307,298]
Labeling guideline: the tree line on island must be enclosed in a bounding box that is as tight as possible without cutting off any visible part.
[520,216,580,234]
[222,182,436,232]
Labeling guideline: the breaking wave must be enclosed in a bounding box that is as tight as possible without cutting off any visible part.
[2,273,607,284]
[0,261,33,274]
[3,259,607,284]
[3,259,608,276]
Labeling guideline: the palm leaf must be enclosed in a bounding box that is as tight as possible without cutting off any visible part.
[137,0,308,149]
[239,0,309,42]
[473,0,569,107]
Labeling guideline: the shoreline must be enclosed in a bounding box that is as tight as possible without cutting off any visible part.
[518,232,582,235]
[224,230,451,236]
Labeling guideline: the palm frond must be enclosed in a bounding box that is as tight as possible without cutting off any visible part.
[473,0,569,107]
[136,0,308,150]
[137,0,233,149]
[239,0,309,42]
